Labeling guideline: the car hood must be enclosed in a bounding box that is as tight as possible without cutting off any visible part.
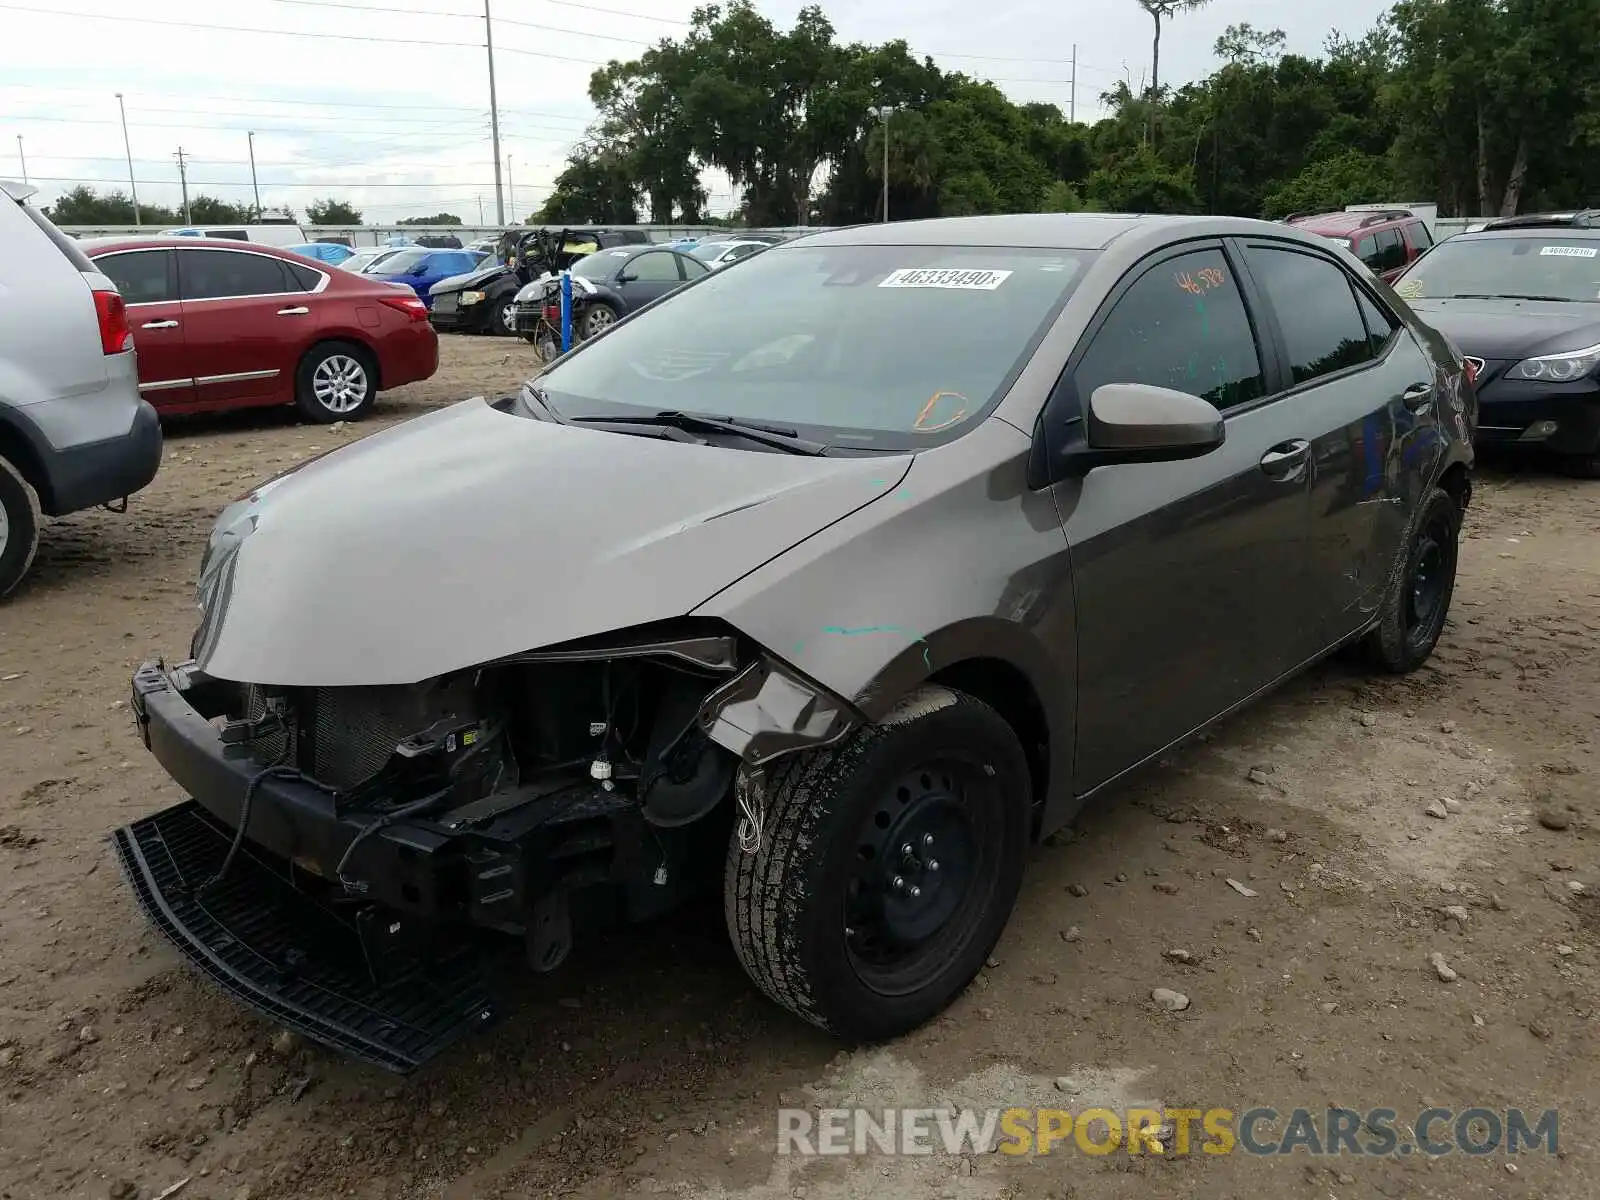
[191,398,900,687]
[430,263,509,295]
[1409,298,1600,360]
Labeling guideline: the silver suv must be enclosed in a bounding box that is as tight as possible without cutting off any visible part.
[0,180,162,597]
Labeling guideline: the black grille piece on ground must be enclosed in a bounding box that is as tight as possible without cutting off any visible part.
[112,800,500,1073]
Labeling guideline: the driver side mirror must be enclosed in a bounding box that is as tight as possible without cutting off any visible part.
[1077,383,1224,469]
[616,271,637,284]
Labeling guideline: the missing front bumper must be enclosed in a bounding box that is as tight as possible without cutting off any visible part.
[112,800,501,1073]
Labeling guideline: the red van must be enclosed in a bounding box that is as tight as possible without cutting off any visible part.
[1284,209,1435,283]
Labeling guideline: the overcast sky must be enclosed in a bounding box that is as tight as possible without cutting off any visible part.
[1,0,1392,225]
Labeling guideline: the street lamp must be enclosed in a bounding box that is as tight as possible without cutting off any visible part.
[870,104,903,223]
[115,93,141,225]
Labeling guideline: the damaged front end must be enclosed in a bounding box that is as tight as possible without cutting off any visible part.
[113,622,857,1071]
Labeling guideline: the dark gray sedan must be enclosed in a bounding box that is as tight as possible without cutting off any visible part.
[115,214,1475,1069]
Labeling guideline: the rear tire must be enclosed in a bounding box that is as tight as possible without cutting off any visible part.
[295,341,377,424]
[0,455,42,600]
[1367,486,1460,673]
[724,685,1031,1040]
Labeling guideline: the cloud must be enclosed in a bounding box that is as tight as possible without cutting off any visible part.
[2,0,1392,223]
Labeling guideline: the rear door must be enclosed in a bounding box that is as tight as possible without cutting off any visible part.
[1372,228,1409,282]
[1233,237,1441,646]
[1059,240,1314,790]
[94,248,194,408]
[177,247,303,409]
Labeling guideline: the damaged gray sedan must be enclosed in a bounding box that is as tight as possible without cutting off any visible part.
[115,214,1475,1070]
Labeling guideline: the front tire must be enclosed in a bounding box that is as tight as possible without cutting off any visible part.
[295,341,377,423]
[492,300,518,337]
[725,685,1031,1040]
[0,455,42,600]
[581,302,618,340]
[1368,486,1460,672]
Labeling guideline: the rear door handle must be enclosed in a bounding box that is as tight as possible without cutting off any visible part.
[1401,382,1434,412]
[277,306,310,315]
[141,319,179,329]
[1260,438,1310,479]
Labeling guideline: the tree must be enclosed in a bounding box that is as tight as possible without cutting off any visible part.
[1214,23,1287,65]
[305,198,363,225]
[189,196,254,224]
[530,143,639,224]
[44,185,179,225]
[1261,150,1398,217]
[397,213,462,225]
[1136,0,1212,99]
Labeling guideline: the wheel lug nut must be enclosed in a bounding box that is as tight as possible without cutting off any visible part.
[923,833,934,847]
[900,843,914,857]
[892,875,905,891]
[908,886,922,898]
[927,859,940,872]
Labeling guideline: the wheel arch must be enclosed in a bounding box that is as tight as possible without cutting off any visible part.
[0,411,53,512]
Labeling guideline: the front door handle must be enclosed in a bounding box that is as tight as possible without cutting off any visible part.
[277,306,310,315]
[1260,438,1310,479]
[1401,382,1434,412]
[141,319,179,329]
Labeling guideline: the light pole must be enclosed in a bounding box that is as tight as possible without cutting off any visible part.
[115,93,141,224]
[485,0,505,224]
[870,104,902,223]
[247,131,261,219]
[507,154,515,224]
[15,135,25,185]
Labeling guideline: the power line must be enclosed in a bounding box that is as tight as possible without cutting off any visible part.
[30,174,554,190]
[266,0,661,46]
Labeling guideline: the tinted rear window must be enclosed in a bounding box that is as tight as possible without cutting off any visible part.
[18,199,98,273]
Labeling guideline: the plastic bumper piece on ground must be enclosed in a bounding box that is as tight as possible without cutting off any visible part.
[111,799,501,1073]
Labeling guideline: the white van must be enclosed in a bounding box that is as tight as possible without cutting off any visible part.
[157,223,306,247]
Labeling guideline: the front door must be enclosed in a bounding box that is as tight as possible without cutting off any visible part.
[1234,238,1443,644]
[1054,242,1314,791]
[176,247,301,410]
[94,248,195,409]
[616,250,684,308]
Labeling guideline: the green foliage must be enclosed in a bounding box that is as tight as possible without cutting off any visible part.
[1085,146,1201,212]
[45,186,176,225]
[305,198,362,225]
[397,213,463,225]
[530,143,640,224]
[1037,180,1085,213]
[1262,151,1398,218]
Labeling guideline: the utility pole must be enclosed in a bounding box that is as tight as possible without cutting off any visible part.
[485,0,505,224]
[477,194,484,223]
[1070,45,1077,123]
[247,131,261,219]
[507,155,515,224]
[115,94,141,224]
[175,146,191,224]
[15,135,25,185]
[870,105,899,222]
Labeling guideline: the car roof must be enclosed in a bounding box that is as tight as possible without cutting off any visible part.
[1455,225,1600,241]
[784,213,1311,251]
[1285,210,1415,235]
[79,236,306,258]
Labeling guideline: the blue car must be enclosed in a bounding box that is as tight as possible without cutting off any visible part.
[284,242,355,266]
[366,248,486,309]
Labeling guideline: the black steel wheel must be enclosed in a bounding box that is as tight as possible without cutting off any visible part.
[1369,485,1460,672]
[725,685,1031,1040]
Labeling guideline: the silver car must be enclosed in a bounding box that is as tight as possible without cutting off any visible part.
[115,214,1473,1069]
[0,181,162,597]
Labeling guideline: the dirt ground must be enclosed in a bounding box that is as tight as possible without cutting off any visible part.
[1,334,1595,1200]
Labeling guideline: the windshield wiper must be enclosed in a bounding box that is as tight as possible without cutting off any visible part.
[568,410,829,455]
[521,383,566,422]
[1444,293,1578,302]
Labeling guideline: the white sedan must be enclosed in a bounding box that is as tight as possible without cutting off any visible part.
[688,239,770,270]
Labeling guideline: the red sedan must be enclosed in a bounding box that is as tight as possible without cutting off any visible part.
[85,237,438,422]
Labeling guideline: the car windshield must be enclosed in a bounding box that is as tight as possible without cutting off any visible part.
[373,249,428,274]
[536,244,1094,450]
[572,249,633,280]
[1393,235,1600,301]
